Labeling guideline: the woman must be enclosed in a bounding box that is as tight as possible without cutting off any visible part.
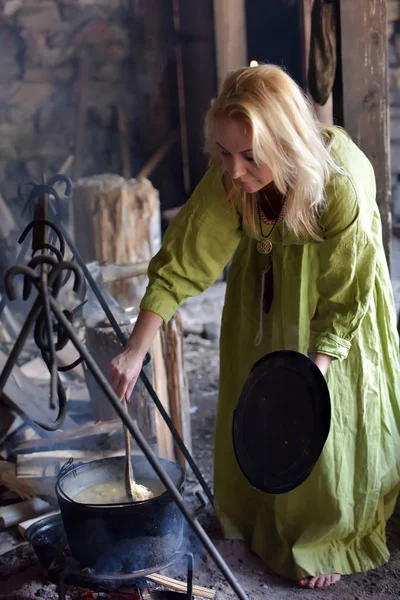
[109,65,400,590]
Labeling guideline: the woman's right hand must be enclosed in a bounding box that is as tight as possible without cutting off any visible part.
[109,346,145,401]
[108,309,164,402]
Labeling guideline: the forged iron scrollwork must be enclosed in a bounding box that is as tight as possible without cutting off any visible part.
[1,175,85,431]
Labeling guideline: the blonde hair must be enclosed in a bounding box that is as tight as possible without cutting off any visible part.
[204,64,343,240]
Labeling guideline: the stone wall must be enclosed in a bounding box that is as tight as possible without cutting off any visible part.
[0,0,153,219]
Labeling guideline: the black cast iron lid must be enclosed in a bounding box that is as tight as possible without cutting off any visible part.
[232,350,331,495]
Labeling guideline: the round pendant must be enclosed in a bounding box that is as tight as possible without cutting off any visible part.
[257,239,273,254]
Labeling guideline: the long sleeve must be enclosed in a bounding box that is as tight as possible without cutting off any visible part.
[308,172,377,360]
[140,163,243,323]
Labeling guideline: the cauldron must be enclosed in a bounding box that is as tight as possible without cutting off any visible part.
[56,455,185,574]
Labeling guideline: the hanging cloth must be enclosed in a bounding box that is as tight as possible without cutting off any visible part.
[308,0,338,106]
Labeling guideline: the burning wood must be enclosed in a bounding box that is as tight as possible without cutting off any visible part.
[147,574,216,599]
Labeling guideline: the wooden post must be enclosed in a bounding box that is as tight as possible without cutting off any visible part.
[213,0,247,91]
[161,312,191,467]
[338,0,391,265]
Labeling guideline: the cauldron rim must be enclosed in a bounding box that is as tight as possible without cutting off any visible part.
[56,455,185,508]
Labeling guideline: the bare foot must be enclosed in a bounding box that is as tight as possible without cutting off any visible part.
[299,574,341,589]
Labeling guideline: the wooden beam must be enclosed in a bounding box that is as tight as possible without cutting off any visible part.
[338,0,391,264]
[152,330,174,461]
[16,449,128,478]
[161,312,191,468]
[213,0,247,91]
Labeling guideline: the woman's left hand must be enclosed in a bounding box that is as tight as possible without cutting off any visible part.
[309,352,333,376]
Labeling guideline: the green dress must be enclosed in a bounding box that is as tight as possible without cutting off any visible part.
[140,128,400,579]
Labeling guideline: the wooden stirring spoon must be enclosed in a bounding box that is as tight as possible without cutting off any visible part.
[123,397,135,500]
[122,397,153,502]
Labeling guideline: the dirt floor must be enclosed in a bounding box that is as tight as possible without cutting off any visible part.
[1,281,400,599]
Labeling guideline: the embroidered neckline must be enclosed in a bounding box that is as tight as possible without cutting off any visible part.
[259,201,287,226]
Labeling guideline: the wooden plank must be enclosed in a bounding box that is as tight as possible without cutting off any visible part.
[72,175,161,309]
[0,350,76,433]
[16,449,128,478]
[152,331,174,461]
[161,313,191,468]
[0,498,52,530]
[12,420,120,454]
[339,0,391,265]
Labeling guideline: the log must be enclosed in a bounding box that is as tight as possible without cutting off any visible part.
[0,498,53,530]
[72,174,161,308]
[146,574,215,599]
